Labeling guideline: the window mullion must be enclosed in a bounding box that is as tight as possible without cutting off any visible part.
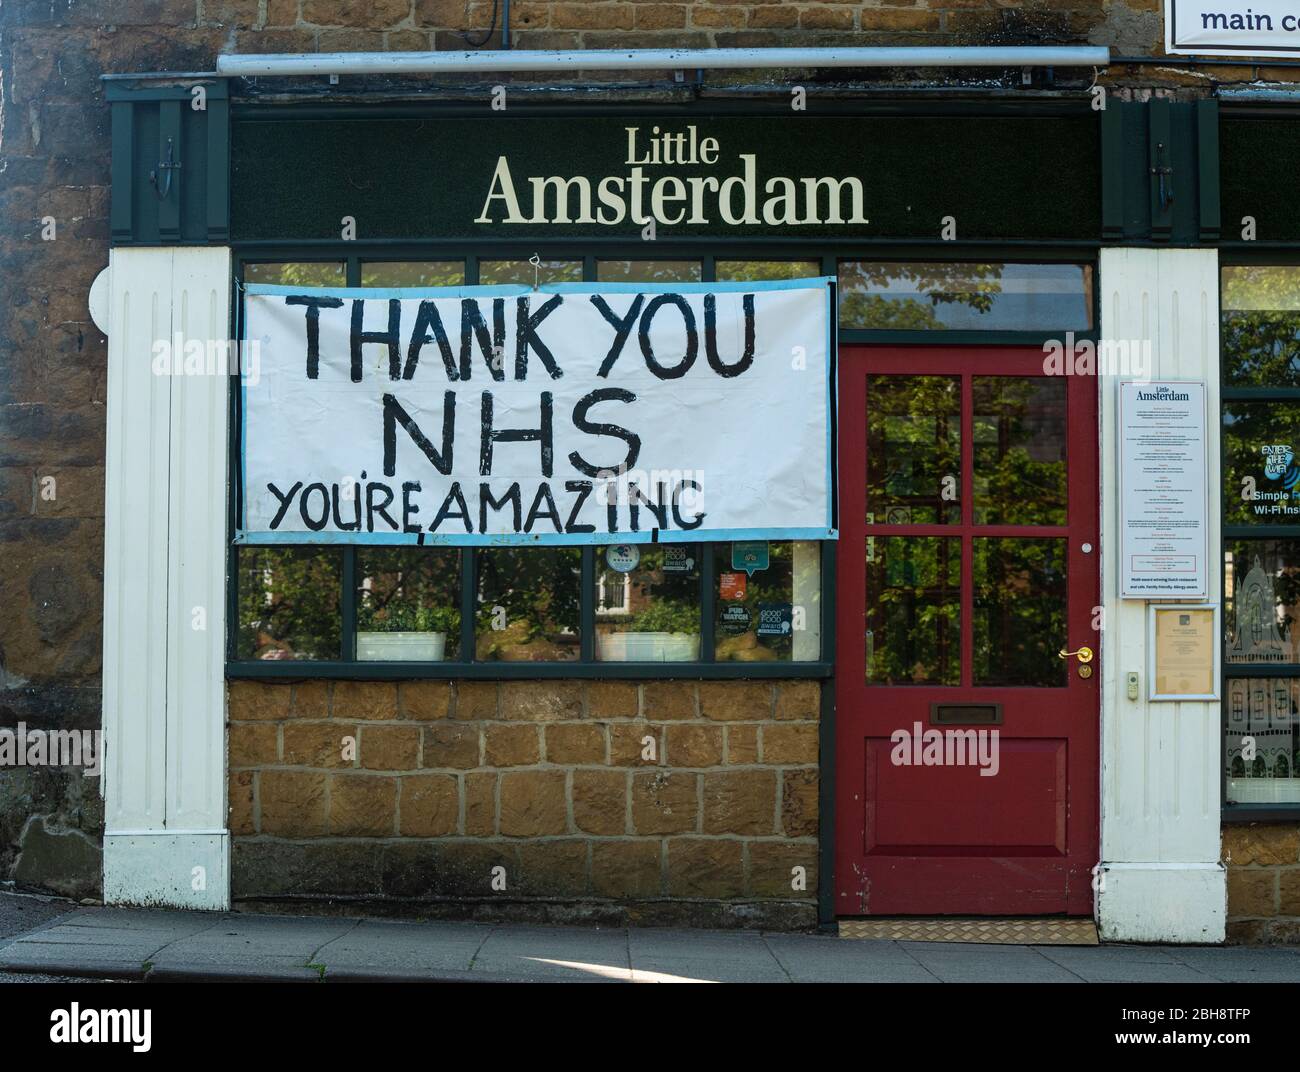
[341,546,356,661]
[581,546,596,662]
[701,543,716,662]
[461,548,476,662]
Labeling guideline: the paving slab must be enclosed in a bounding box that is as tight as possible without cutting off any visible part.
[1162,946,1300,983]
[763,937,939,983]
[0,906,222,977]
[148,918,359,975]
[314,919,491,975]
[627,928,788,982]
[899,946,1085,983]
[1034,948,1218,983]
[473,924,631,981]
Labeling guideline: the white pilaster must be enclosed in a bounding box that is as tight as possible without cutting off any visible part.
[1097,247,1225,943]
[98,247,232,910]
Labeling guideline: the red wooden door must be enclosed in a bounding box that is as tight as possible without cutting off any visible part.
[835,347,1099,916]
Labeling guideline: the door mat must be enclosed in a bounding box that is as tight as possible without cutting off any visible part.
[838,918,1099,945]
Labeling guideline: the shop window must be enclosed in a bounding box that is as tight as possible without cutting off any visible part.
[480,260,582,286]
[1225,540,1300,667]
[1224,677,1300,803]
[236,547,343,660]
[838,262,1093,332]
[244,262,346,287]
[1224,543,1300,803]
[230,255,827,675]
[715,261,821,281]
[1222,266,1300,387]
[360,261,465,287]
[1222,265,1300,810]
[597,260,701,284]
[475,547,582,662]
[714,541,821,663]
[596,544,701,662]
[232,539,826,670]
[356,548,462,662]
[1223,400,1300,527]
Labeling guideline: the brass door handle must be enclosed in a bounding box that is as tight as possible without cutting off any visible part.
[1058,645,1094,663]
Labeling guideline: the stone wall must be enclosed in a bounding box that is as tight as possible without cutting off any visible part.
[228,678,820,927]
[1223,825,1300,944]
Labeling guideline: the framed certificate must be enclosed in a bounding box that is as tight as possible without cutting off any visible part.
[1147,604,1219,701]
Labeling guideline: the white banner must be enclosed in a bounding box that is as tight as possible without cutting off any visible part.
[1167,0,1300,57]
[239,279,836,545]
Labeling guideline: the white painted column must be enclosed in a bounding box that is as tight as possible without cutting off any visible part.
[96,247,232,910]
[1096,248,1225,943]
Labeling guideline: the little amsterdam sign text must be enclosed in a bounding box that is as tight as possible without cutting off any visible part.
[475,124,870,228]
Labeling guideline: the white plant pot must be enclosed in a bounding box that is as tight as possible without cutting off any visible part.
[598,631,700,663]
[357,631,447,662]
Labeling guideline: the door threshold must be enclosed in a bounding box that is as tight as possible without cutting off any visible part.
[838,918,1099,945]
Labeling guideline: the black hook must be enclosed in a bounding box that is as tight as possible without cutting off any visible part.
[1150,141,1174,213]
[150,137,181,201]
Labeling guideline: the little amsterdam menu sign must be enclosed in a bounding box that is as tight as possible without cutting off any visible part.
[1119,381,1209,598]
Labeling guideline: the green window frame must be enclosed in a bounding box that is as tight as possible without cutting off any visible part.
[228,253,836,679]
[1221,260,1300,819]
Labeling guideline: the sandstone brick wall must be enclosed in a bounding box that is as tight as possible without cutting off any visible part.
[1223,825,1300,944]
[228,678,820,927]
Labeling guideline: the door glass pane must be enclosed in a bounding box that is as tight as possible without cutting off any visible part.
[597,260,701,284]
[1222,266,1300,387]
[1223,401,1300,526]
[596,544,701,662]
[839,262,1093,331]
[236,547,342,660]
[356,548,461,661]
[360,261,465,287]
[480,260,582,286]
[973,376,1067,525]
[866,375,960,524]
[1225,540,1300,665]
[1224,678,1300,803]
[715,261,821,281]
[475,547,581,661]
[714,541,821,662]
[972,537,1067,686]
[866,537,960,684]
[244,262,346,287]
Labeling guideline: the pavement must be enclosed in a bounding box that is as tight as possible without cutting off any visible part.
[1,894,1299,983]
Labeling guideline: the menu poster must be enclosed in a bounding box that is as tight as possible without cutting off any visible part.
[1119,381,1209,598]
[1149,605,1219,701]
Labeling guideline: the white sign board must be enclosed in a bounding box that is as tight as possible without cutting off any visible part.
[239,279,836,545]
[1119,380,1209,598]
[1167,0,1300,58]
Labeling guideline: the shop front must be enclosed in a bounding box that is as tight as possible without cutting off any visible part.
[90,71,1272,941]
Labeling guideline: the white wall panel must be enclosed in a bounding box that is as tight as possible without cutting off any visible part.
[1097,248,1224,942]
[101,247,231,909]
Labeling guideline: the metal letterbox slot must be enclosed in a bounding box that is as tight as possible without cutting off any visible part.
[929,703,1003,725]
